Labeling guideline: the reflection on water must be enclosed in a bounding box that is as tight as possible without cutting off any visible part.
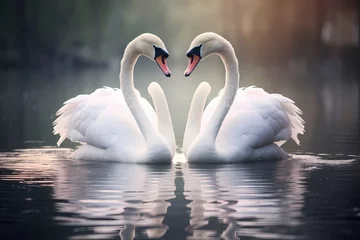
[183,161,305,239]
[54,162,175,239]
[0,148,175,240]
[0,148,359,240]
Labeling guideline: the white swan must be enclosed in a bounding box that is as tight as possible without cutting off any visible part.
[53,33,176,163]
[183,32,305,163]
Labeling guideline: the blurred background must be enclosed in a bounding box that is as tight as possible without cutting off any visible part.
[0,0,359,154]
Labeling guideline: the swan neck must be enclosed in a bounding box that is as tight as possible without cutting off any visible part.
[187,38,239,162]
[205,45,239,142]
[119,45,157,143]
[120,45,137,90]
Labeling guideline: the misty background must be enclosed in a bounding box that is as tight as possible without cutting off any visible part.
[0,0,359,154]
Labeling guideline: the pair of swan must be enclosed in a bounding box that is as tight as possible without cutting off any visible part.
[53,33,305,163]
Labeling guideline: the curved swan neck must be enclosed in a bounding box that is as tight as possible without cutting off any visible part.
[148,83,176,155]
[183,82,211,156]
[206,44,239,142]
[119,43,157,142]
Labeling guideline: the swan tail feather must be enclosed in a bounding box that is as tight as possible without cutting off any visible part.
[53,95,87,146]
[272,94,305,145]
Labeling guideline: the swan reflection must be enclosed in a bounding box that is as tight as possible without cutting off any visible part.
[1,148,357,239]
[183,160,306,239]
[53,160,175,239]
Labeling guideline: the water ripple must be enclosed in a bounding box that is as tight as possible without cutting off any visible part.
[0,148,359,239]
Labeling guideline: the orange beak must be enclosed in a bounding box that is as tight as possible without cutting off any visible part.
[155,55,171,77]
[184,54,201,77]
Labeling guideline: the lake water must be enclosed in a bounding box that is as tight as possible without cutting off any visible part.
[0,147,359,240]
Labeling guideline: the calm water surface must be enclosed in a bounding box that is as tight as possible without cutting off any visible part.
[0,147,359,240]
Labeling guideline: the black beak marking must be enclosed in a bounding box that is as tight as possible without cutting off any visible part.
[153,45,169,60]
[186,44,202,59]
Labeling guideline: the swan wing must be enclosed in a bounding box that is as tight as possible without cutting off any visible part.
[53,87,157,148]
[201,87,304,148]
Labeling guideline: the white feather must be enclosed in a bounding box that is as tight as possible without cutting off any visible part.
[53,87,157,150]
[201,87,304,151]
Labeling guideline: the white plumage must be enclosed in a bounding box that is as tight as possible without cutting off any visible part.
[201,86,305,151]
[53,88,159,161]
[54,88,156,146]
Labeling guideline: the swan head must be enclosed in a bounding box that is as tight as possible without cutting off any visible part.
[184,32,230,77]
[132,33,171,77]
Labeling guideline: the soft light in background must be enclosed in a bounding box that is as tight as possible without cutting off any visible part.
[0,0,359,154]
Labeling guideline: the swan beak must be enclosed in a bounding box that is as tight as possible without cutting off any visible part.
[184,54,201,77]
[155,55,171,77]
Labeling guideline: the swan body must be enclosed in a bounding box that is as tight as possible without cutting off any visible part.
[183,32,305,163]
[54,34,175,163]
